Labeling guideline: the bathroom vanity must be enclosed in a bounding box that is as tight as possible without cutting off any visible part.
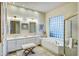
[7,35,41,53]
[0,43,3,56]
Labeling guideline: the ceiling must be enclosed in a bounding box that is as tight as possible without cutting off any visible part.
[11,2,66,13]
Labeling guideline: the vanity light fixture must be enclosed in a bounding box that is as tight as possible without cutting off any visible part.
[14,16,16,20]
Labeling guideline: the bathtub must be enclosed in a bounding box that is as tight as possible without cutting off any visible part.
[41,37,64,55]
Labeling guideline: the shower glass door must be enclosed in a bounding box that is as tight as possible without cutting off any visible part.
[65,15,78,56]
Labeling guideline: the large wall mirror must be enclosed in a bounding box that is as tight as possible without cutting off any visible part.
[29,22,36,33]
[10,21,20,34]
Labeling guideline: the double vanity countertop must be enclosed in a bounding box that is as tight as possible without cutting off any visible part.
[7,35,41,40]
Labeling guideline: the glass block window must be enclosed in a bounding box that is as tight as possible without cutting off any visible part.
[49,16,64,39]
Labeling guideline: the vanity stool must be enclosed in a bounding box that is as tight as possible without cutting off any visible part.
[22,43,37,56]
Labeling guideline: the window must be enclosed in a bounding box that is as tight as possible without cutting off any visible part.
[49,16,64,39]
[10,21,20,34]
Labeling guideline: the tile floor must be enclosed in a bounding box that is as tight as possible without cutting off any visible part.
[7,46,55,56]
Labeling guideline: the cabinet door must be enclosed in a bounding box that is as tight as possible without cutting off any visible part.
[30,37,36,43]
[23,37,41,45]
[0,44,3,56]
[23,38,35,45]
[17,39,23,50]
[26,37,36,43]
[34,37,41,45]
[23,38,31,45]
[7,40,17,52]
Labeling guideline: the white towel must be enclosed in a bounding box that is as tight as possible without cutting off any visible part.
[68,38,72,48]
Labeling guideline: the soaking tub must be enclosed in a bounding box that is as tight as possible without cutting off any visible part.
[41,37,64,55]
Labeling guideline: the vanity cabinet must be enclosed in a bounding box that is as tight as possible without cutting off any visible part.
[0,44,3,56]
[23,38,32,45]
[26,37,36,44]
[35,37,41,44]
[23,37,41,45]
[7,38,24,52]
[7,40,17,52]
[7,36,41,52]
[16,39,23,50]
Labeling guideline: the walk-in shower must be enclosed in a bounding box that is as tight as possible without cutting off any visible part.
[65,14,78,56]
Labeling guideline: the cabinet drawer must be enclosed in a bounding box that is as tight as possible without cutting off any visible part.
[7,40,17,52]
[23,38,31,44]
[17,39,23,50]
[0,44,3,56]
[34,37,41,44]
[23,37,40,45]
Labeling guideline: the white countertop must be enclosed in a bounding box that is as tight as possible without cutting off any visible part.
[7,35,41,40]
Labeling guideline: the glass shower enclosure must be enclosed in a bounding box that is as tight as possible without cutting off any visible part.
[65,15,78,56]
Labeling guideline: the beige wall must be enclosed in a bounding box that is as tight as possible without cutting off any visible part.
[45,2,77,37]
[0,2,1,43]
[7,4,45,37]
[78,3,79,56]
[45,2,78,56]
